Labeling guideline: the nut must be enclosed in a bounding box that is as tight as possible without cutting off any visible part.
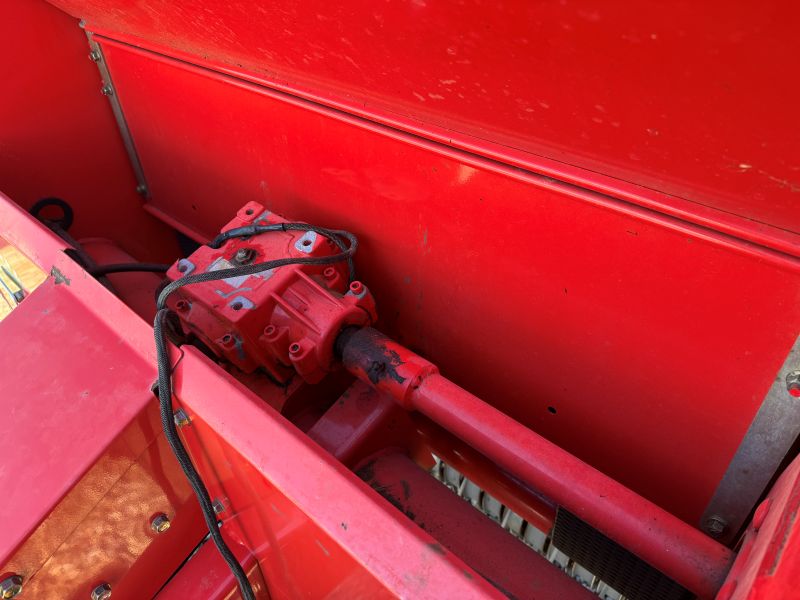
[704,514,727,537]
[90,583,112,600]
[233,247,256,265]
[151,513,171,534]
[0,575,23,599]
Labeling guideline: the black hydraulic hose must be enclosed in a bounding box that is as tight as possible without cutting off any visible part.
[154,224,358,600]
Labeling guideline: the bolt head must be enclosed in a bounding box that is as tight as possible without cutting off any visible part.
[101,84,113,96]
[151,513,171,534]
[89,50,101,62]
[173,409,190,427]
[90,583,112,600]
[135,184,147,196]
[704,514,728,536]
[786,371,800,398]
[233,247,256,265]
[0,575,23,599]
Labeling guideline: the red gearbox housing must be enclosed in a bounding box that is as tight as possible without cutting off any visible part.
[166,201,377,383]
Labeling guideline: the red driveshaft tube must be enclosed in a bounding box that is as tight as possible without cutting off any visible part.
[336,328,733,599]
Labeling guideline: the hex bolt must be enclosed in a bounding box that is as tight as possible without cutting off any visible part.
[173,409,191,427]
[704,514,728,537]
[786,371,800,398]
[212,498,226,514]
[88,50,101,62]
[135,184,147,196]
[0,575,23,599]
[101,84,113,96]
[233,247,256,265]
[90,583,112,600]
[151,513,171,534]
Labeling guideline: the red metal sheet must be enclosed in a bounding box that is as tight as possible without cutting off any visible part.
[0,198,206,598]
[0,0,179,263]
[93,40,800,525]
[47,0,800,241]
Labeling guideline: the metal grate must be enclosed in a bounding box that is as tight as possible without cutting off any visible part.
[551,509,693,600]
[430,456,696,600]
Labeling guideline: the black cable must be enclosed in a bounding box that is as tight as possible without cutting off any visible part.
[29,197,74,231]
[154,224,358,600]
[89,262,171,276]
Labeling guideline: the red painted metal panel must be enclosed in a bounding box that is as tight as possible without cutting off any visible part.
[94,40,800,525]
[47,0,800,240]
[0,0,179,263]
[0,198,206,597]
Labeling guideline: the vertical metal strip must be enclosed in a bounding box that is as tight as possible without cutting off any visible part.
[701,335,800,543]
[83,28,150,197]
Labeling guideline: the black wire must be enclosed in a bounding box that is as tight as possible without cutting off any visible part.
[89,262,171,276]
[154,224,358,600]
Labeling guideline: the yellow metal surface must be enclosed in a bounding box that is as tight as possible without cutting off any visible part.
[0,241,47,320]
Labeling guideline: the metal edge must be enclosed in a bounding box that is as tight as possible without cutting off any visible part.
[700,335,800,543]
[84,29,150,198]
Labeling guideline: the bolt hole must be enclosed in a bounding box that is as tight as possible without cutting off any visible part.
[264,325,277,336]
[222,334,233,344]
[547,406,557,415]
[289,343,301,354]
[302,239,312,247]
[177,263,188,273]
[245,208,254,215]
[231,301,243,311]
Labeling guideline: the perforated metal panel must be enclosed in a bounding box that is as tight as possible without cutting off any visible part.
[552,509,693,600]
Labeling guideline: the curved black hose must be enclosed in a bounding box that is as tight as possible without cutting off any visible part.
[29,197,74,230]
[155,224,358,600]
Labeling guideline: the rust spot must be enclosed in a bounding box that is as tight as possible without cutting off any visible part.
[50,266,70,285]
